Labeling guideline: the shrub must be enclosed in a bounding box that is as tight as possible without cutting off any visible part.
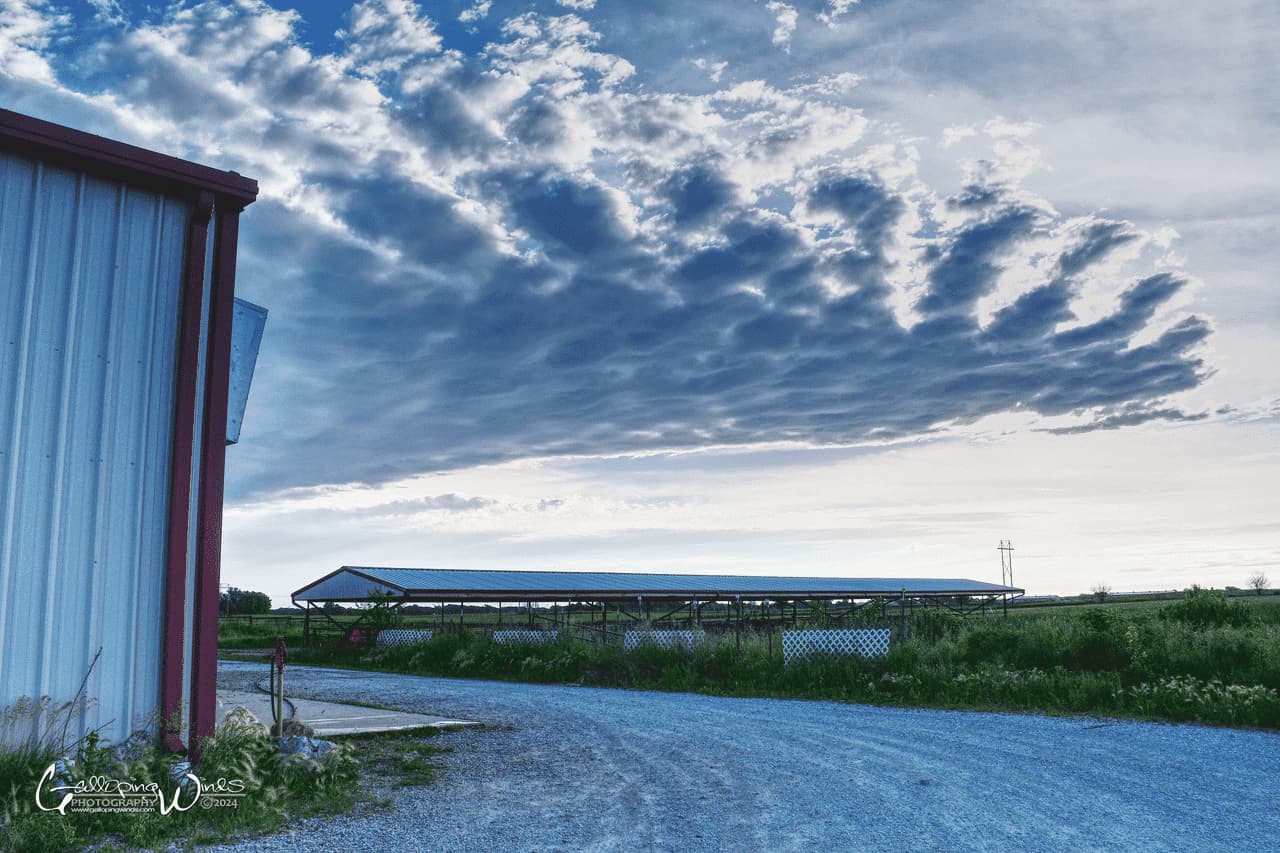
[961,623,1020,665]
[1160,586,1255,629]
[911,608,963,642]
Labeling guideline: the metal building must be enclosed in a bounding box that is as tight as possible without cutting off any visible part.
[292,566,1024,644]
[0,110,260,754]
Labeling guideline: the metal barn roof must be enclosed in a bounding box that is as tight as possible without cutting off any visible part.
[293,566,1022,603]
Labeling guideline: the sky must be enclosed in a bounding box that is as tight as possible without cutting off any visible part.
[3,0,1276,604]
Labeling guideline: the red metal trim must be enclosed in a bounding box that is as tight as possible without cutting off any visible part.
[0,110,257,204]
[159,191,214,753]
[189,206,241,761]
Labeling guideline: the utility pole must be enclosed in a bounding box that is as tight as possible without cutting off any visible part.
[998,540,1014,587]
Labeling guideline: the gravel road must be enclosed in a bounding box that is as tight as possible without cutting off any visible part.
[212,661,1279,852]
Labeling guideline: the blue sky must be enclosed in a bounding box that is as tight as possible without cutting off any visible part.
[4,0,1276,603]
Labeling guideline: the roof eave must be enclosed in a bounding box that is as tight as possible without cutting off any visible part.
[0,109,259,207]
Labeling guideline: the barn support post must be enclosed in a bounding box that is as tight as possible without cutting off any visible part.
[735,595,742,653]
[160,191,213,753]
[190,205,243,764]
[303,602,311,650]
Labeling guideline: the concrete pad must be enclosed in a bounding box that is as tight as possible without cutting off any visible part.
[217,689,478,737]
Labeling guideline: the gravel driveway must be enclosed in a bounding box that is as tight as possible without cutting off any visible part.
[212,661,1279,852]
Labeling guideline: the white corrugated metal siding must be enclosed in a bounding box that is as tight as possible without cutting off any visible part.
[0,151,191,746]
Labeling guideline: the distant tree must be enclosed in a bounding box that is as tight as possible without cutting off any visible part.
[220,586,272,615]
[1249,573,1269,596]
[1091,583,1111,603]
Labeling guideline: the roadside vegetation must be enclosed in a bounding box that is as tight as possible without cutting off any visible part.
[265,588,1280,731]
[0,701,448,852]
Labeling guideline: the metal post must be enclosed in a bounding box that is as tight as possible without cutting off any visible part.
[303,603,311,649]
[160,192,213,753]
[189,207,242,763]
[735,595,742,653]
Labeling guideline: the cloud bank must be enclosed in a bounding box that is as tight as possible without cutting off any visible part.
[0,1,1213,499]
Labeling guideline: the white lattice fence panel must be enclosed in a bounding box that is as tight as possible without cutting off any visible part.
[493,630,560,645]
[375,628,434,648]
[623,629,706,653]
[782,629,891,665]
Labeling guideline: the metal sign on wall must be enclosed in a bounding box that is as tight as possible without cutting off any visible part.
[226,298,267,445]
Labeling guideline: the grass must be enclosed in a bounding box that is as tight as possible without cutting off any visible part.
[218,617,304,650]
[284,588,1280,731]
[340,729,450,789]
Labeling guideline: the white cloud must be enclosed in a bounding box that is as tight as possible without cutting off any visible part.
[984,116,1040,139]
[0,0,68,84]
[817,0,859,29]
[459,1,491,24]
[941,124,976,147]
[86,0,125,26]
[557,0,597,9]
[340,0,442,76]
[693,58,728,83]
[765,2,798,53]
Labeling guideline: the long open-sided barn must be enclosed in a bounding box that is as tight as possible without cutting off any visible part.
[293,566,1024,645]
[0,110,261,754]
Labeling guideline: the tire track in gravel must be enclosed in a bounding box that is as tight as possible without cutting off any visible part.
[210,662,1280,852]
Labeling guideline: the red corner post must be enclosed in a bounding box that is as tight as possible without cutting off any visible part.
[189,205,243,761]
[160,192,214,753]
